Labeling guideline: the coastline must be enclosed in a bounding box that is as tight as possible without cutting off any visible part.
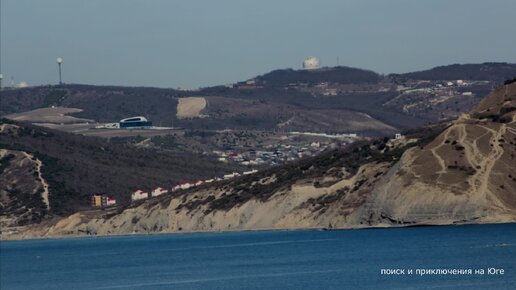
[3,220,515,242]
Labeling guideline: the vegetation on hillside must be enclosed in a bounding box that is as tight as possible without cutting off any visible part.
[0,119,240,216]
[176,122,448,212]
[255,66,381,87]
[394,62,516,81]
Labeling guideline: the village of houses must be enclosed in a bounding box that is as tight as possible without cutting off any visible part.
[211,138,353,167]
[92,133,362,209]
[90,132,409,209]
[90,169,258,209]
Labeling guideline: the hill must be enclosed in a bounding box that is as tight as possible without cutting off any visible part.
[255,66,381,87]
[2,63,514,136]
[0,84,180,125]
[394,62,516,81]
[4,81,514,239]
[0,120,239,227]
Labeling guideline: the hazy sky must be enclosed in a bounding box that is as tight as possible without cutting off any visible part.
[1,0,515,88]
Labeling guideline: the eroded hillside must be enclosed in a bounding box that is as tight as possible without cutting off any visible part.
[358,83,516,226]
[0,145,48,228]
[0,120,240,229]
[3,82,515,239]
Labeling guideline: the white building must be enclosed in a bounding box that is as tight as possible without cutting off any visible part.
[243,169,258,175]
[302,56,320,70]
[224,172,240,179]
[178,182,193,190]
[151,187,168,197]
[131,190,148,201]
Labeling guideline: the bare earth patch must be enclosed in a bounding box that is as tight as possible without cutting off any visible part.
[176,97,207,119]
[5,107,93,124]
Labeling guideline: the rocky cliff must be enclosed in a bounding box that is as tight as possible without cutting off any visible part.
[3,82,515,239]
[354,83,516,226]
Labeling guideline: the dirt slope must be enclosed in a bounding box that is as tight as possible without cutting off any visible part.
[357,83,516,225]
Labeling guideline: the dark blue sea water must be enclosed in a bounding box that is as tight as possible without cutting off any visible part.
[1,224,515,290]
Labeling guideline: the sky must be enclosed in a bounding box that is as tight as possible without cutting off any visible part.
[1,0,515,88]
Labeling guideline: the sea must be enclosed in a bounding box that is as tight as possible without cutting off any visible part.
[1,223,515,290]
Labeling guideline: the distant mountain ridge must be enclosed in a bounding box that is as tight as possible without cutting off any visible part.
[1,62,515,136]
[394,62,516,81]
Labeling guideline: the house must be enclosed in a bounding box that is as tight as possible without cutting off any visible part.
[91,194,103,207]
[106,196,116,206]
[243,169,258,175]
[194,180,204,187]
[131,190,149,201]
[92,194,116,207]
[394,133,403,140]
[151,187,168,197]
[178,182,193,190]
[224,172,240,179]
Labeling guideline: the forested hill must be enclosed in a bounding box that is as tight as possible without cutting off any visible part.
[0,120,239,219]
[394,62,516,81]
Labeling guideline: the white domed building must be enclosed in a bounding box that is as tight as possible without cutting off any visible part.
[17,81,29,88]
[302,56,320,70]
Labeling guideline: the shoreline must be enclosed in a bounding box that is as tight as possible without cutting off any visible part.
[2,220,515,243]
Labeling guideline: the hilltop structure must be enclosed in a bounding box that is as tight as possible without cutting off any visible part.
[302,56,320,70]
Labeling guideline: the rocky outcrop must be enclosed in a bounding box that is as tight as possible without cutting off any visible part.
[357,83,516,226]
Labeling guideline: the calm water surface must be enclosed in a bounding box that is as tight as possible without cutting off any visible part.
[1,224,515,290]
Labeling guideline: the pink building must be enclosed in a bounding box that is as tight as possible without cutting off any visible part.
[106,196,117,206]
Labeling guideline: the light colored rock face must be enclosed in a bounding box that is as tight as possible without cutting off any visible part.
[176,97,207,119]
[6,161,391,239]
[3,84,515,240]
[358,83,516,226]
